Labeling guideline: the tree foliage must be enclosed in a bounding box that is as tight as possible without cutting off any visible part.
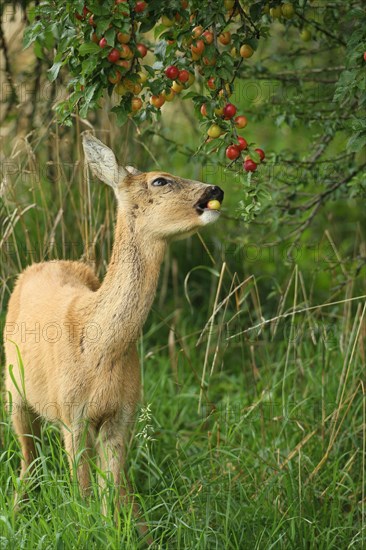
[1,0,365,238]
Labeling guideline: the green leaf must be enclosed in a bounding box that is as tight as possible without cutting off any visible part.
[111,105,129,126]
[79,83,98,118]
[155,40,167,60]
[79,42,101,56]
[48,61,63,81]
[217,67,233,81]
[23,21,42,49]
[96,18,113,36]
[34,40,45,60]
[105,27,116,46]
[250,2,263,20]
[81,57,98,75]
[347,132,366,152]
[141,65,153,78]
[140,18,156,33]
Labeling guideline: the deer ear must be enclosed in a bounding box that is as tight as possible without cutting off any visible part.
[125,165,142,176]
[82,132,127,188]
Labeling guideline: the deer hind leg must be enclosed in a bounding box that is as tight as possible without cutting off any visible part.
[11,401,41,505]
[62,422,95,499]
[96,415,151,542]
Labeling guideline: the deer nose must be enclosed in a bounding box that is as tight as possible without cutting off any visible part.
[209,185,224,202]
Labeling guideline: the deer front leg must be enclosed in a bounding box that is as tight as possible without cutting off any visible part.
[11,401,41,508]
[96,415,151,543]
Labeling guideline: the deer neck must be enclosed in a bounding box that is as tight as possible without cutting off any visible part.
[86,211,166,355]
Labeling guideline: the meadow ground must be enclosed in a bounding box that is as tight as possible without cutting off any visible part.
[1,233,365,548]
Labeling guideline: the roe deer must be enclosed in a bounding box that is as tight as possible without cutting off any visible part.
[3,132,224,540]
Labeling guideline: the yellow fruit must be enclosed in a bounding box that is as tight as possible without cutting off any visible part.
[172,81,184,93]
[270,6,282,18]
[137,72,148,84]
[207,200,221,210]
[165,89,176,101]
[115,83,127,95]
[214,106,224,116]
[300,28,312,41]
[218,83,233,98]
[240,44,254,58]
[224,0,235,9]
[207,124,222,138]
[281,3,295,18]
[187,72,195,86]
[117,32,131,44]
[123,79,136,92]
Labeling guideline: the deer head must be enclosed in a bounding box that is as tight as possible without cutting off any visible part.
[82,132,224,240]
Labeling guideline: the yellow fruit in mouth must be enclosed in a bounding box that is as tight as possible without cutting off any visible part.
[207,200,221,210]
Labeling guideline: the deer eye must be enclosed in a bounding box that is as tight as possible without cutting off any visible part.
[152,177,169,186]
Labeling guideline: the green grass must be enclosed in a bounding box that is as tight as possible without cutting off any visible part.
[1,298,365,548]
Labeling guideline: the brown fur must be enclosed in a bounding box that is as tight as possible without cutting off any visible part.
[3,133,223,541]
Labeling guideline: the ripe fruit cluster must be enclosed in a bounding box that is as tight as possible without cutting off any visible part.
[203,95,265,172]
[55,0,289,176]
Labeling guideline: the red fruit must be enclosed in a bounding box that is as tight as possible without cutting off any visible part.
[131,97,143,112]
[200,103,207,116]
[219,31,231,45]
[364,51,366,61]
[99,37,108,48]
[120,43,133,58]
[75,12,83,20]
[116,59,131,70]
[202,30,214,44]
[165,65,179,79]
[178,69,190,83]
[136,43,148,57]
[223,103,237,119]
[192,25,203,37]
[83,6,90,16]
[255,148,265,161]
[150,94,165,108]
[243,159,257,172]
[207,77,216,90]
[226,145,240,160]
[235,115,248,129]
[237,137,248,150]
[88,14,96,26]
[191,39,205,55]
[135,1,147,12]
[108,70,122,84]
[108,48,120,63]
